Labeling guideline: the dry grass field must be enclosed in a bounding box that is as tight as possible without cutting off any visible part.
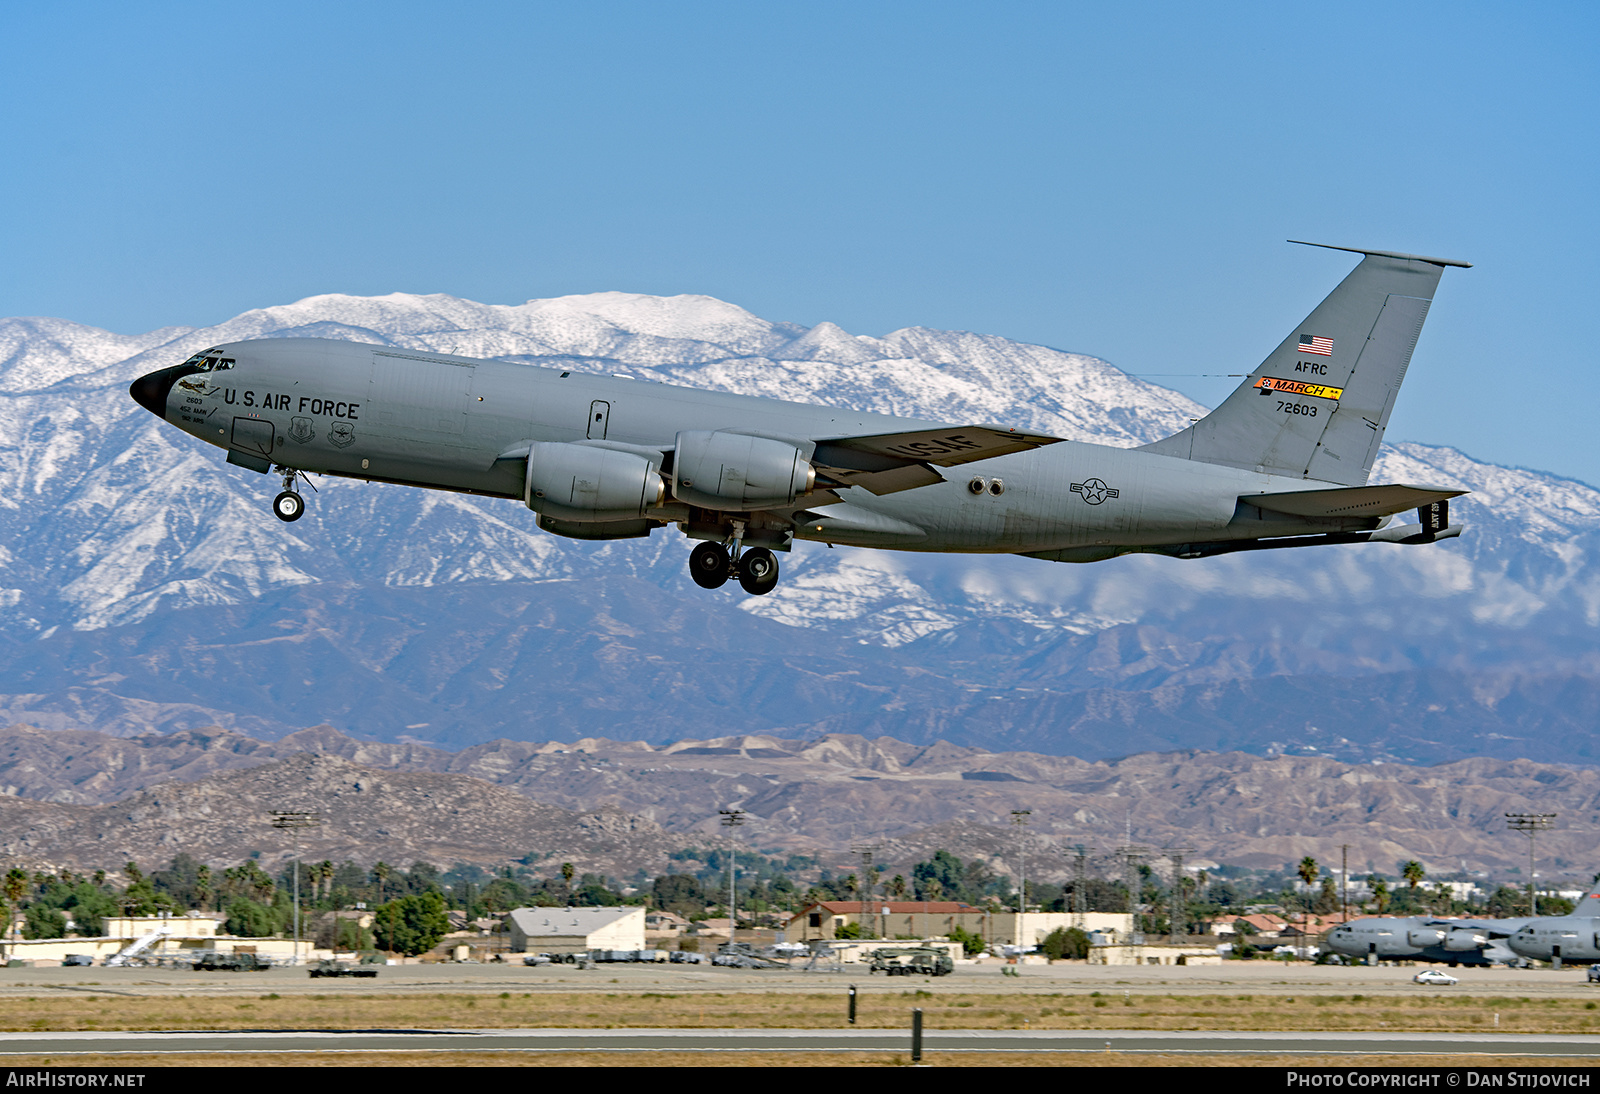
[1,989,1599,1035]
[3,1052,1597,1067]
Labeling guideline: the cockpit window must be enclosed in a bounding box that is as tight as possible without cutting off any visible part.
[182,348,233,371]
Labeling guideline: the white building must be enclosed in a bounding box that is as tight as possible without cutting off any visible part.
[504,906,646,954]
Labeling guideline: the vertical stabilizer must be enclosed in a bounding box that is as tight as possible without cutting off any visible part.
[1571,889,1600,917]
[1142,244,1468,486]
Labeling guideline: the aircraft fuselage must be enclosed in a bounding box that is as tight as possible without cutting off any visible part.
[143,337,1382,553]
[129,244,1471,594]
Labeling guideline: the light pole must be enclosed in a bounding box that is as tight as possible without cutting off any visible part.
[1505,813,1556,916]
[852,847,878,939]
[719,808,745,945]
[270,811,321,965]
[1010,810,1031,951]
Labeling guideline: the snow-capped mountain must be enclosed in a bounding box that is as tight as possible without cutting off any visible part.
[2,291,1599,763]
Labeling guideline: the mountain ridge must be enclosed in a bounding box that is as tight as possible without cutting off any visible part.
[3,722,1598,878]
[1,290,1597,766]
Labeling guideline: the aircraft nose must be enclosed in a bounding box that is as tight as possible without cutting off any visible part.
[129,365,183,417]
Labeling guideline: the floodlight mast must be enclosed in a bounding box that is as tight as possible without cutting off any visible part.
[270,810,321,965]
[1505,813,1556,916]
[719,809,746,942]
[1011,810,1031,916]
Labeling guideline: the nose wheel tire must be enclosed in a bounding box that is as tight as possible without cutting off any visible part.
[689,541,731,589]
[738,547,780,595]
[273,491,306,522]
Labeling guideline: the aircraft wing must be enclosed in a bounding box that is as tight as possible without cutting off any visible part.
[1244,483,1467,519]
[812,425,1063,496]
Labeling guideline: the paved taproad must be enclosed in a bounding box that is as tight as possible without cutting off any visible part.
[2,1029,1599,1057]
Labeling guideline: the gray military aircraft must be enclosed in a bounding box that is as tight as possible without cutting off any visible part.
[128,242,1470,594]
[1325,891,1600,967]
[1507,889,1600,966]
[1325,914,1533,967]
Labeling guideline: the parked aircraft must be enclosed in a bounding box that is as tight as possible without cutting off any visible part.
[1325,892,1600,966]
[128,242,1470,594]
[1507,891,1600,966]
[1324,914,1531,967]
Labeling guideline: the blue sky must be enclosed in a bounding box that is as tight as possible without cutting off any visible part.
[4,2,1597,482]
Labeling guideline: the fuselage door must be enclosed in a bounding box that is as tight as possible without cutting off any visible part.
[232,416,275,458]
[587,400,610,440]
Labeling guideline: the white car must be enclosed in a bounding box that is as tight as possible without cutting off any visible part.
[1413,969,1459,985]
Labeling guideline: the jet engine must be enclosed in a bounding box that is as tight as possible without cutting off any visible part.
[524,442,665,521]
[672,430,814,511]
[1406,928,1445,947]
[1442,928,1489,952]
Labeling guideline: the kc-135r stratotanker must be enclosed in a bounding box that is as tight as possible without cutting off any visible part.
[129,242,1471,594]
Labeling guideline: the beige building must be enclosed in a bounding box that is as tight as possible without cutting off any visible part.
[1088,943,1223,966]
[782,902,1133,947]
[1,914,333,966]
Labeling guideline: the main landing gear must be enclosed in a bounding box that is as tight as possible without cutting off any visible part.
[271,466,314,523]
[688,538,780,596]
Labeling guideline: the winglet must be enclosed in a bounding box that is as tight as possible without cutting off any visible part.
[1288,240,1472,269]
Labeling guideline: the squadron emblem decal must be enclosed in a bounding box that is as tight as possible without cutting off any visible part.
[175,377,219,397]
[1071,478,1118,505]
[1255,376,1344,401]
[327,421,356,448]
[288,417,316,444]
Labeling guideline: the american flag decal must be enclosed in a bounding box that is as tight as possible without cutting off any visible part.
[1298,334,1333,357]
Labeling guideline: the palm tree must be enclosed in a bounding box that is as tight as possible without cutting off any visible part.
[1297,857,1319,891]
[2,868,27,947]
[1295,857,1320,957]
[1403,861,1425,892]
[1369,875,1391,914]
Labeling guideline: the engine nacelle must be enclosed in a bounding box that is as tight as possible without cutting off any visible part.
[1442,928,1489,952]
[672,430,814,511]
[524,442,665,521]
[1407,928,1444,948]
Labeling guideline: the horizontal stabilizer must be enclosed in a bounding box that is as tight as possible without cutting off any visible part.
[1245,483,1467,519]
[813,424,1061,496]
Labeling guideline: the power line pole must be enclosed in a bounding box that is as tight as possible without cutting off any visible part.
[270,810,320,966]
[1505,813,1556,916]
[1340,844,1351,923]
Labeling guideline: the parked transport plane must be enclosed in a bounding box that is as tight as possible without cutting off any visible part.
[1325,915,1532,967]
[1326,892,1600,967]
[129,242,1470,594]
[1508,891,1600,966]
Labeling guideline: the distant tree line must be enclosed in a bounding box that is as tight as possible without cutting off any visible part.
[1,849,1581,954]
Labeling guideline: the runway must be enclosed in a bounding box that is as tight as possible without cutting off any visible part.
[3,1028,1598,1057]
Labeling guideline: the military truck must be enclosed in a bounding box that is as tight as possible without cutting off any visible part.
[866,946,955,977]
[309,959,378,978]
[191,952,273,972]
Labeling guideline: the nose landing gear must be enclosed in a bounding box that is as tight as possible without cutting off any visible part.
[273,490,305,522]
[272,465,314,523]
